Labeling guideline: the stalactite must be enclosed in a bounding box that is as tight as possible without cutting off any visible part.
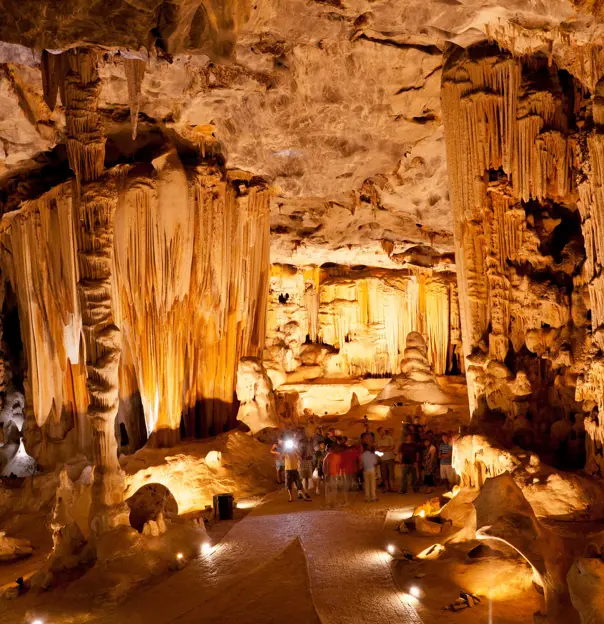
[40,50,66,112]
[0,184,89,452]
[424,278,450,375]
[64,48,106,183]
[266,265,456,377]
[123,57,146,140]
[115,156,271,443]
[442,44,577,417]
[575,84,604,470]
[303,266,320,342]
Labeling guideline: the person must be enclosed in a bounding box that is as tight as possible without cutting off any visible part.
[340,443,362,504]
[270,435,285,484]
[375,426,385,486]
[439,433,456,486]
[409,422,421,443]
[312,426,325,450]
[298,432,315,494]
[360,421,376,447]
[324,428,338,450]
[399,434,420,494]
[378,428,396,492]
[422,437,437,486]
[323,443,342,507]
[283,437,311,502]
[313,440,326,495]
[361,444,379,502]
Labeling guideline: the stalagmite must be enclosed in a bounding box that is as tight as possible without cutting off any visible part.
[66,48,125,534]
[235,357,280,434]
[377,331,455,408]
[76,174,129,534]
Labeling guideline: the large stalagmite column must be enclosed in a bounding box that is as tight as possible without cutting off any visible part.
[65,48,128,533]
[441,44,579,423]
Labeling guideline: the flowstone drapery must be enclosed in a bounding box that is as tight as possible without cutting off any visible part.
[266,264,460,378]
[442,44,590,439]
[0,158,271,459]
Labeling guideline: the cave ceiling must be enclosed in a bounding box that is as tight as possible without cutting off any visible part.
[0,0,603,267]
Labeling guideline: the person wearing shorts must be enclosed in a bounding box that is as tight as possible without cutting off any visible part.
[284,443,311,502]
[270,436,285,484]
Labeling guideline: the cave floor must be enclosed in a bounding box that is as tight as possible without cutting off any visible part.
[4,487,539,624]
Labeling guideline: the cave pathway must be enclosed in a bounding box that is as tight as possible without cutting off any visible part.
[95,490,422,624]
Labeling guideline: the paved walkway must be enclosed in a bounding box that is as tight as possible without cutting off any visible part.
[94,491,422,624]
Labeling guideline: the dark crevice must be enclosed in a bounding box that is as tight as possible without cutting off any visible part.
[354,33,442,56]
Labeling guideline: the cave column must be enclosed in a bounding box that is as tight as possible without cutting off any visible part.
[441,44,575,425]
[576,82,604,474]
[441,46,520,416]
[66,48,128,534]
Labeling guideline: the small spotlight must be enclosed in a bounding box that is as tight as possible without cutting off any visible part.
[284,439,296,450]
[386,544,396,555]
[201,542,212,555]
[409,586,421,598]
[176,552,184,560]
[32,620,44,624]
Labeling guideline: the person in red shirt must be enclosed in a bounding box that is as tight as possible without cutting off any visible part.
[323,445,342,507]
[340,444,362,504]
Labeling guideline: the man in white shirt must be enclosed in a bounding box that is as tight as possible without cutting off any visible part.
[361,445,379,502]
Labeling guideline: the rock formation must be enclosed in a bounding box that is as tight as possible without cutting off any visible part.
[442,44,590,437]
[235,357,280,434]
[378,331,455,407]
[266,264,461,381]
[4,0,604,619]
[473,474,578,623]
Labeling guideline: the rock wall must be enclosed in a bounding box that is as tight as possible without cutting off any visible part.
[266,263,462,380]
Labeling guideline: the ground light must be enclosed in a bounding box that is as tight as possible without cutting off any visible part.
[31,620,44,624]
[284,439,296,450]
[201,542,213,555]
[176,553,184,560]
[386,544,396,555]
[409,586,421,598]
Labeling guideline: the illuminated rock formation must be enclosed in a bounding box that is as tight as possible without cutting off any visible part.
[454,434,604,521]
[0,156,270,458]
[378,331,454,407]
[474,474,577,623]
[235,357,280,434]
[441,44,590,443]
[266,264,460,380]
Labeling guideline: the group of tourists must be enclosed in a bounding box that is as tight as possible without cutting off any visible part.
[270,417,458,504]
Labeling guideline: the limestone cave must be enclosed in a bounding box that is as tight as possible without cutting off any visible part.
[1,1,604,623]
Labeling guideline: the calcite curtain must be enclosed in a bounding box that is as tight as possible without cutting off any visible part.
[0,152,270,453]
[267,264,457,376]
